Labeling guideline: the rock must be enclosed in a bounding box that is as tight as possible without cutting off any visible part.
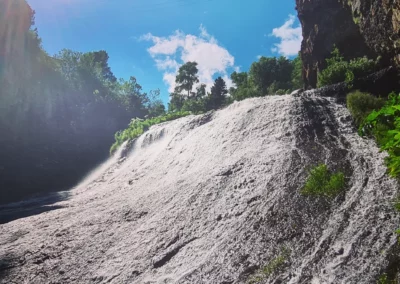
[302,67,400,99]
[295,0,400,89]
[0,94,399,283]
[290,89,304,97]
[295,0,373,88]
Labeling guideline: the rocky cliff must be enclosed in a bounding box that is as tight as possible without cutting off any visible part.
[1,93,399,283]
[296,0,400,89]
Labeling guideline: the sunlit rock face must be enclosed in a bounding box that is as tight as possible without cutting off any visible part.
[296,0,400,89]
[1,94,399,283]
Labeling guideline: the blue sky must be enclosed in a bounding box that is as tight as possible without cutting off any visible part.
[27,0,301,105]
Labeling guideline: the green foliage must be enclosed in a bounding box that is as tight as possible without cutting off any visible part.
[247,248,290,284]
[207,76,228,110]
[346,91,385,126]
[394,197,400,212]
[396,229,400,244]
[110,111,191,154]
[291,55,303,89]
[231,71,248,88]
[146,89,166,118]
[181,98,206,114]
[230,86,261,101]
[317,47,379,87]
[168,92,185,112]
[170,73,229,113]
[377,273,398,284]
[229,71,261,100]
[301,164,345,197]
[360,92,400,178]
[249,56,294,95]
[0,0,168,203]
[275,89,288,95]
[175,62,199,97]
[229,55,303,101]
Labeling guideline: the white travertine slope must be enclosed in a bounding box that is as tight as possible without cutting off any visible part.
[0,94,399,283]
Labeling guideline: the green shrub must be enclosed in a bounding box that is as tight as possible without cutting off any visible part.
[378,272,398,284]
[360,92,400,178]
[301,164,345,197]
[110,111,191,154]
[346,91,385,126]
[317,47,379,87]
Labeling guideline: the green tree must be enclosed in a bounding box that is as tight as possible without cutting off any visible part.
[195,84,207,99]
[119,76,150,117]
[182,98,206,114]
[147,89,166,118]
[207,77,228,110]
[229,71,260,101]
[168,92,185,112]
[249,56,293,94]
[175,61,199,97]
[0,0,162,204]
[231,71,248,89]
[291,55,303,89]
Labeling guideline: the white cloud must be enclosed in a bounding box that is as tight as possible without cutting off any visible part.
[142,26,236,93]
[271,14,302,57]
[154,57,179,70]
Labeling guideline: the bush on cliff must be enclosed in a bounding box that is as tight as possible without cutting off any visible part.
[346,91,385,126]
[317,48,379,88]
[360,92,400,178]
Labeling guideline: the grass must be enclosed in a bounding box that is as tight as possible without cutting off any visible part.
[110,111,191,154]
[247,248,290,284]
[301,164,345,198]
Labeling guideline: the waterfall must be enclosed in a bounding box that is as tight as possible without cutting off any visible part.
[1,93,398,284]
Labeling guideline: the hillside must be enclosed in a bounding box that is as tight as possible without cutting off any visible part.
[1,93,399,283]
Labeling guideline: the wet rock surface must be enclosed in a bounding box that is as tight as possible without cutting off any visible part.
[0,94,399,283]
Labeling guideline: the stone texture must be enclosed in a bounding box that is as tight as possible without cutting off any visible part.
[1,94,399,283]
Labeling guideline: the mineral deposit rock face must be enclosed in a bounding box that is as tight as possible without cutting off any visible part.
[1,94,399,283]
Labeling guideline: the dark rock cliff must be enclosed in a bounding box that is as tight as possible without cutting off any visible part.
[296,0,400,89]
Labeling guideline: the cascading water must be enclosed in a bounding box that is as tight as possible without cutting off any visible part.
[0,93,399,283]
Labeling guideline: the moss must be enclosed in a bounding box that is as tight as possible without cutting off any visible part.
[353,15,361,25]
[247,248,290,284]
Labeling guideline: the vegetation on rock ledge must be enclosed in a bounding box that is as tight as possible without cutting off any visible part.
[301,164,345,198]
[360,92,400,178]
[317,47,379,88]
